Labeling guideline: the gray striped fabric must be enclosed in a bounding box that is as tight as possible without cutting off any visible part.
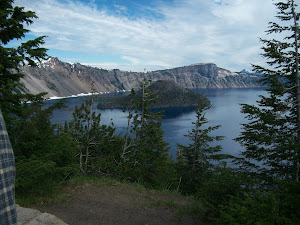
[0,110,17,225]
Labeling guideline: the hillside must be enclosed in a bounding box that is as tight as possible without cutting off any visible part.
[18,57,263,98]
[97,80,206,109]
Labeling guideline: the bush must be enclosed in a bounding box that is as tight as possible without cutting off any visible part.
[217,191,292,225]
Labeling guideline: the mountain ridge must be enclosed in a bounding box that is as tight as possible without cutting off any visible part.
[19,57,263,98]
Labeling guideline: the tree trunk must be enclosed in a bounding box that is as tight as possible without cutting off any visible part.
[121,111,132,160]
[189,118,199,186]
[85,102,93,169]
[141,82,145,128]
[80,151,84,173]
[292,0,300,181]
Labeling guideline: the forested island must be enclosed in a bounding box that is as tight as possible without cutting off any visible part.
[97,80,207,109]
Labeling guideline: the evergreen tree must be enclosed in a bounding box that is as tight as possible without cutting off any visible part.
[217,2,300,223]
[12,100,78,196]
[0,1,81,196]
[0,0,48,119]
[176,96,224,193]
[68,93,122,175]
[68,95,102,173]
[236,0,300,182]
[124,80,176,188]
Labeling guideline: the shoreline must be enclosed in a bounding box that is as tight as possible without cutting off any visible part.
[47,90,130,101]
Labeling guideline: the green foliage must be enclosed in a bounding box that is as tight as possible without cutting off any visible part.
[0,0,81,198]
[146,80,205,108]
[132,81,176,188]
[68,96,102,173]
[176,96,227,193]
[236,0,300,181]
[0,0,48,118]
[195,165,249,218]
[217,191,293,225]
[67,94,123,175]
[97,80,205,109]
[275,180,300,223]
[16,156,57,194]
[115,80,177,189]
[225,2,300,224]
[11,101,78,196]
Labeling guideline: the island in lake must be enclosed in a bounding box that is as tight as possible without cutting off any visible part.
[97,80,208,109]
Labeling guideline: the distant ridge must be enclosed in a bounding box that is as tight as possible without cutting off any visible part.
[239,69,263,76]
[19,57,263,98]
[189,63,215,66]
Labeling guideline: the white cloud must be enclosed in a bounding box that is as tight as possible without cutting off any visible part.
[121,56,140,65]
[14,0,280,72]
[81,62,168,72]
[113,4,128,15]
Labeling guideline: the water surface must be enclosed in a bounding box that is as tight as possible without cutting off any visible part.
[46,88,265,158]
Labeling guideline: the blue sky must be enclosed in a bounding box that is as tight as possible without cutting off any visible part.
[13,0,283,72]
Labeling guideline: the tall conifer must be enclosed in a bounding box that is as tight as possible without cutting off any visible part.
[128,80,175,188]
[236,0,300,181]
[176,96,224,193]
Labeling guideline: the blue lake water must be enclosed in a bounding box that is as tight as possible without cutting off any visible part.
[45,88,265,158]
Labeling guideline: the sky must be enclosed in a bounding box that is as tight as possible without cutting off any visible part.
[12,0,284,72]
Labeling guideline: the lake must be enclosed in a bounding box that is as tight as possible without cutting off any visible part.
[45,88,265,158]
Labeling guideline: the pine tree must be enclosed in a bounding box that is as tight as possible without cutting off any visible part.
[67,92,122,175]
[236,0,300,182]
[176,96,224,193]
[12,100,78,196]
[0,0,48,119]
[68,94,103,173]
[125,80,176,188]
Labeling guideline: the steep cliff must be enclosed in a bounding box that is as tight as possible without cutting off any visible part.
[19,57,262,98]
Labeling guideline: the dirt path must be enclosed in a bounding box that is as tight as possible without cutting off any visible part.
[35,180,207,225]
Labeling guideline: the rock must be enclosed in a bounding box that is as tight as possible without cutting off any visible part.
[16,205,41,224]
[24,213,68,225]
[16,205,68,225]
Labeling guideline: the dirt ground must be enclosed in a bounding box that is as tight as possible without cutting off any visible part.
[35,180,209,225]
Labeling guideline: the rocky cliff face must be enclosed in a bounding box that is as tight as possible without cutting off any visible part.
[19,57,262,98]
